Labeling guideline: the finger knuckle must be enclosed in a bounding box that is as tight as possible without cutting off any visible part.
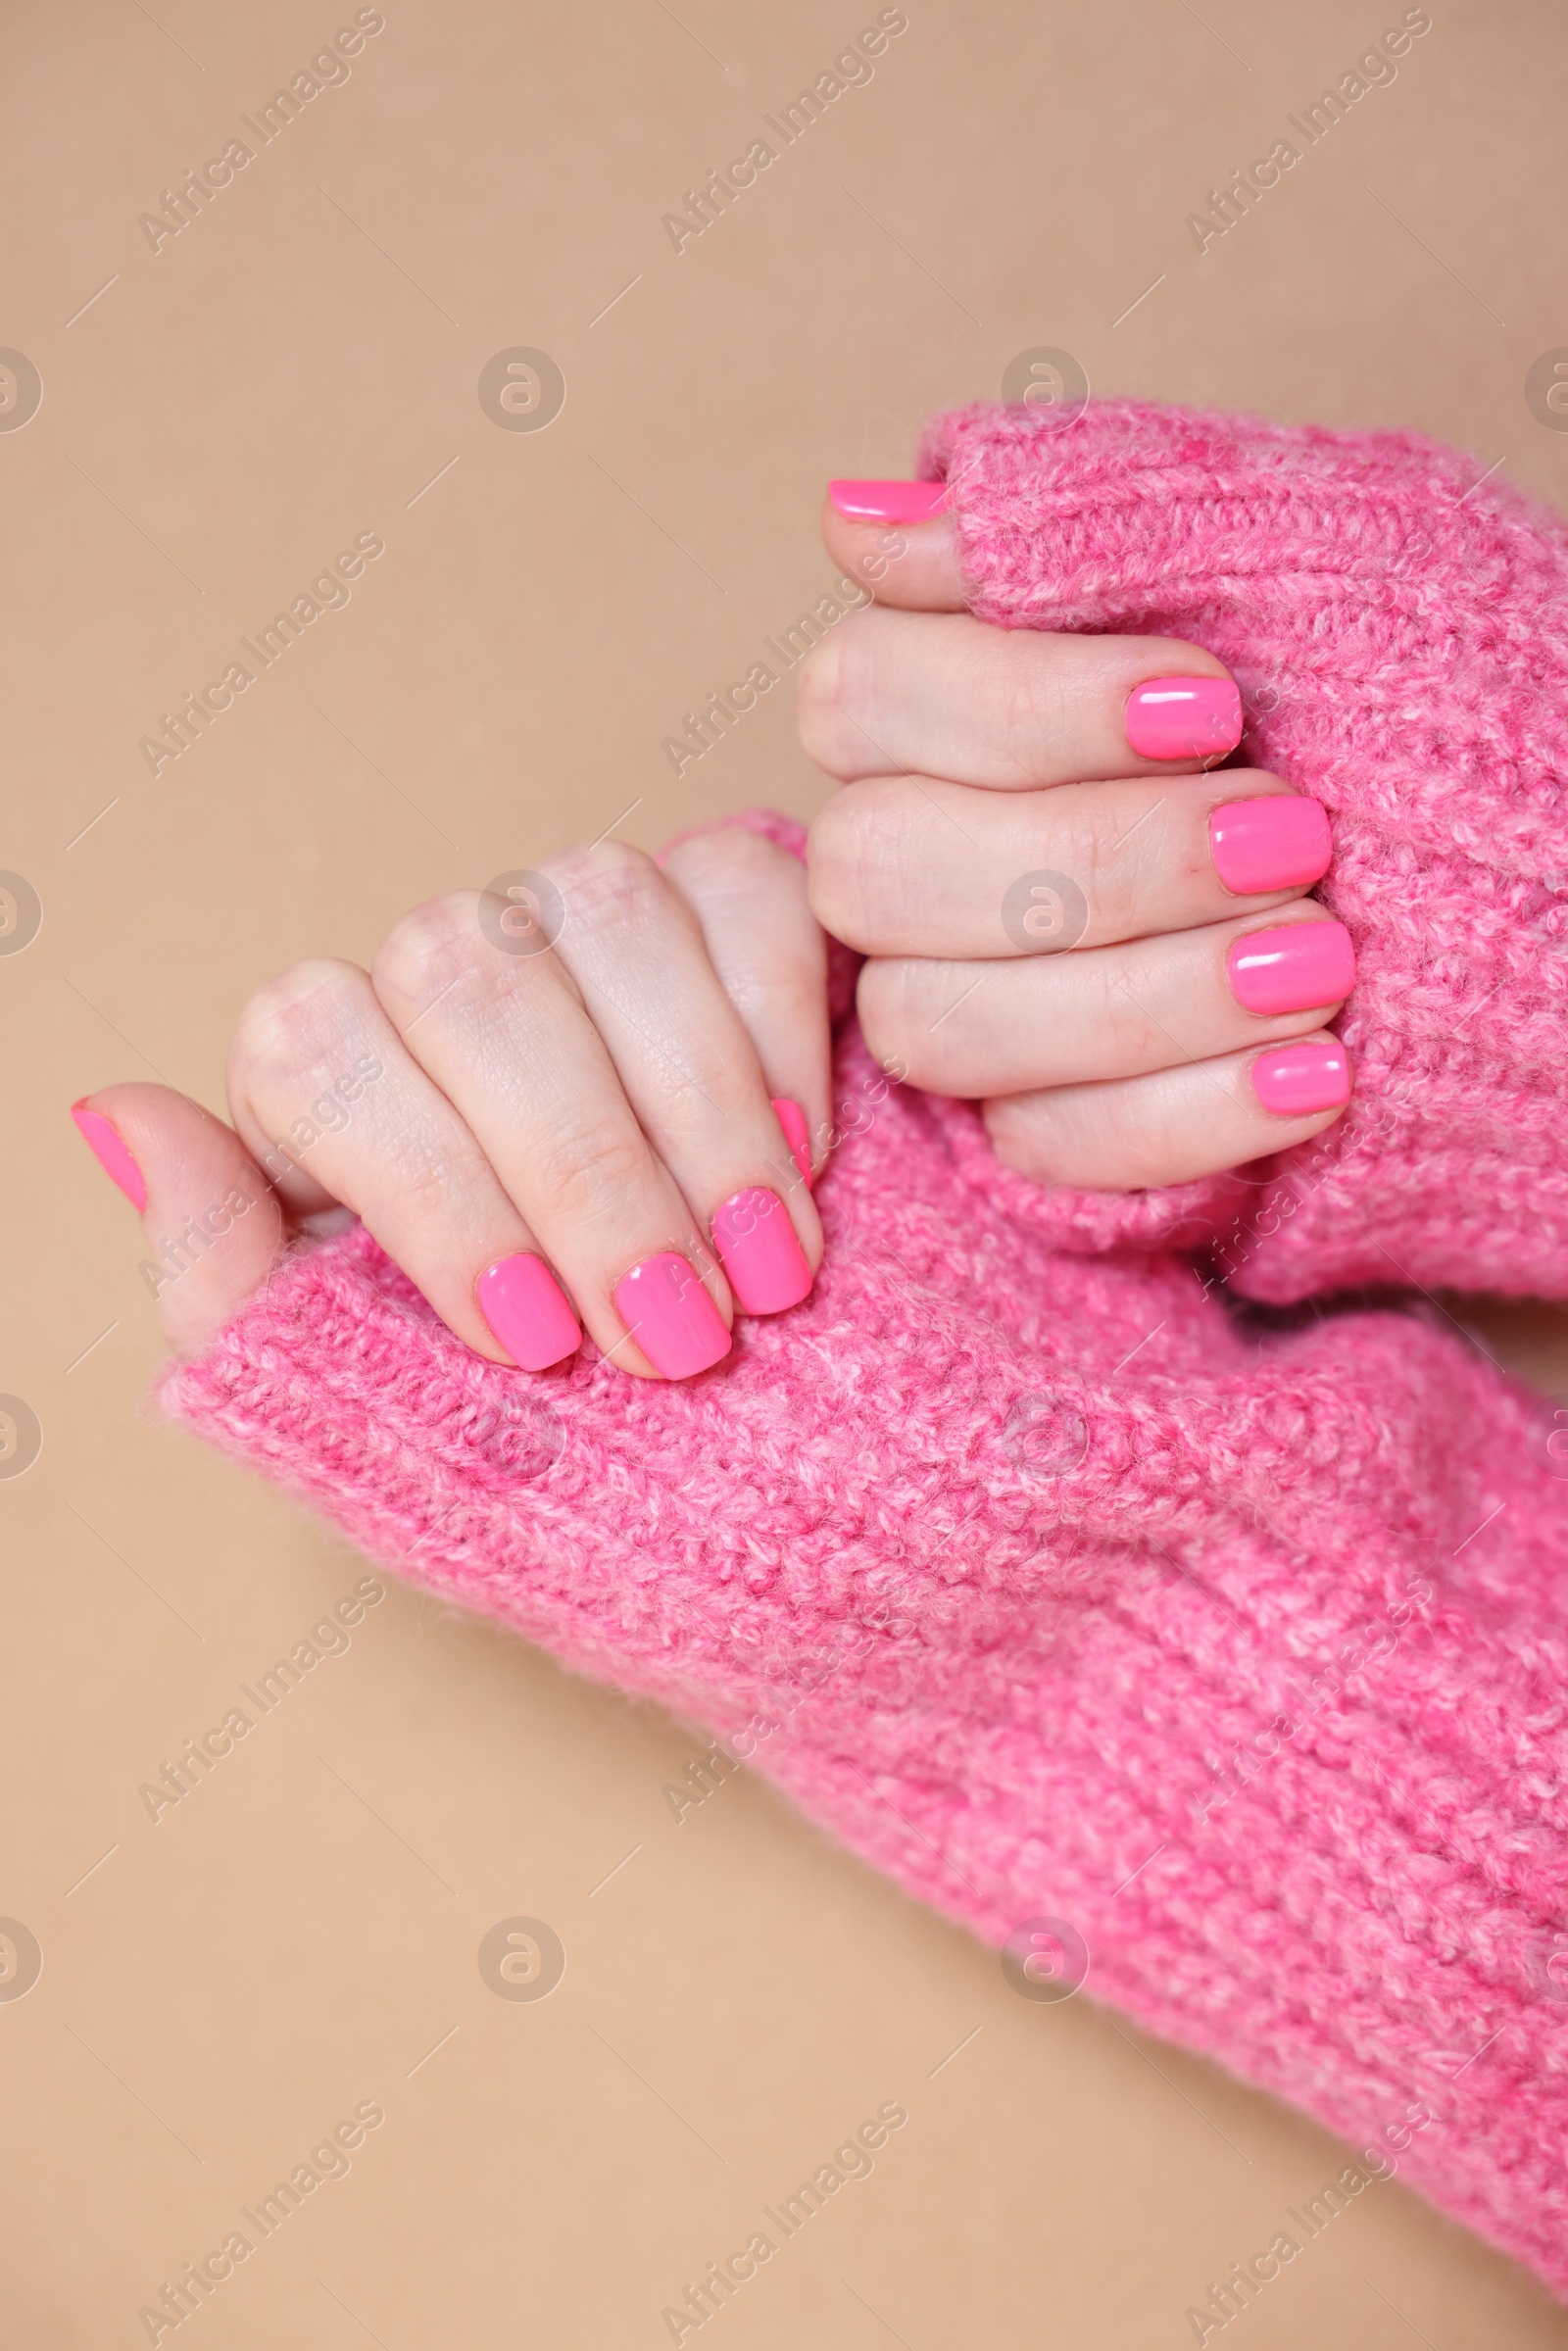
[532,1113,654,1220]
[232,957,367,1078]
[373,892,488,1004]
[808,786,910,944]
[855,960,930,1085]
[543,840,665,940]
[979,631,1068,752]
[665,822,795,904]
[794,610,887,771]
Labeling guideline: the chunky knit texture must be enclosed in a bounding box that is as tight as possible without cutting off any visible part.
[920,399,1568,1301]
[163,1012,1568,2288]
[157,408,1568,2289]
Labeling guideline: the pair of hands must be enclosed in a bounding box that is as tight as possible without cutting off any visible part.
[74,480,1353,1378]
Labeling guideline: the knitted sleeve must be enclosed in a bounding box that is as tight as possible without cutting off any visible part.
[917,399,1568,1303]
[160,1018,1568,2293]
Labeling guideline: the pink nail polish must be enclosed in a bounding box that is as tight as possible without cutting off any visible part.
[613,1252,731,1379]
[828,478,949,523]
[476,1252,581,1372]
[72,1102,147,1211]
[1210,795,1332,894]
[1228,922,1355,1016]
[1125,676,1243,761]
[770,1097,814,1189]
[711,1188,813,1316]
[1250,1041,1351,1117]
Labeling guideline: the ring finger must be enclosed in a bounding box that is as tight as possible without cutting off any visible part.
[858,903,1355,1097]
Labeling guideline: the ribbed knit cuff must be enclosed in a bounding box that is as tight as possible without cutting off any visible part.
[917,398,1568,1301]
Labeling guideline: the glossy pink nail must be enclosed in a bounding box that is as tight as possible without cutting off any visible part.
[476,1252,581,1372]
[711,1188,812,1316]
[1229,922,1355,1016]
[1250,1041,1351,1117]
[72,1102,147,1210]
[1125,676,1243,761]
[828,478,949,523]
[613,1252,731,1379]
[1210,795,1332,894]
[770,1097,814,1189]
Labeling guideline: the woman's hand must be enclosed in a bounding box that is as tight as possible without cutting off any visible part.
[804,482,1354,1191]
[72,827,828,1377]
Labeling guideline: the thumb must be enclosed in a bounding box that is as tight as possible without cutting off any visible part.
[72,1083,285,1356]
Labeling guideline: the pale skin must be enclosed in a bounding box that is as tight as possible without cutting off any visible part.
[76,487,1349,1373]
[808,490,1349,1190]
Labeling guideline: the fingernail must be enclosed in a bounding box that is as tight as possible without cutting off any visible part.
[711,1188,813,1316]
[613,1251,731,1379]
[1229,922,1355,1016]
[476,1252,581,1372]
[72,1102,147,1210]
[828,478,949,523]
[1250,1041,1351,1116]
[770,1097,814,1189]
[1210,795,1332,894]
[1125,676,1243,761]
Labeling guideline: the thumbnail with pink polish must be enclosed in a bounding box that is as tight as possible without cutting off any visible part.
[1125,676,1243,761]
[711,1188,813,1316]
[1210,796,1333,895]
[613,1252,731,1380]
[1229,922,1356,1016]
[476,1252,581,1372]
[828,478,949,524]
[72,1102,147,1211]
[770,1097,814,1189]
[1250,1042,1351,1117]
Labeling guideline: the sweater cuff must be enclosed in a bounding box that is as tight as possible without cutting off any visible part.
[155,1109,1568,2294]
[915,398,1568,1301]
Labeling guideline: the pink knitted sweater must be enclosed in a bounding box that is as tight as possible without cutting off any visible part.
[919,400,1568,1298]
[162,406,1568,2293]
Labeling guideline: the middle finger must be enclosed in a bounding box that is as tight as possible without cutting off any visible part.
[808,769,1332,956]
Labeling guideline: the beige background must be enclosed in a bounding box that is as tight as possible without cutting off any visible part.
[5,0,1568,2341]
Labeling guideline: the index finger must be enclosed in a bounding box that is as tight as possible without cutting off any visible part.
[823,480,965,610]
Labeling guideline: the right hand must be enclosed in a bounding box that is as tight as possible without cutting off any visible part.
[72,827,828,1379]
[803,480,1355,1191]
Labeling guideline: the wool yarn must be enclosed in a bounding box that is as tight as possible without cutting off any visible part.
[159,406,1568,2288]
[162,1020,1568,2288]
[921,399,1568,1300]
